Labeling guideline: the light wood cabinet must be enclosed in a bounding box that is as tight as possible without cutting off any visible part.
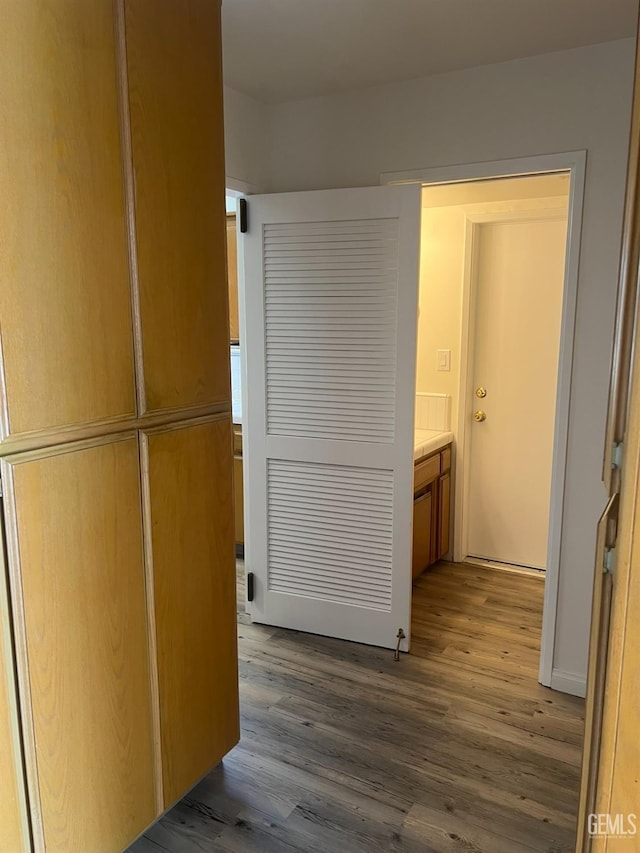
[438,472,451,559]
[0,0,136,440]
[4,438,157,852]
[0,2,238,851]
[144,418,239,807]
[412,444,452,577]
[125,0,230,415]
[412,489,433,579]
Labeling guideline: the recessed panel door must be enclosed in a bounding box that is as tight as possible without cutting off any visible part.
[466,215,568,569]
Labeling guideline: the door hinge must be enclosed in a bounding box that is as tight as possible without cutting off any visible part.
[611,441,624,472]
[246,571,255,602]
[239,198,248,233]
[604,546,616,575]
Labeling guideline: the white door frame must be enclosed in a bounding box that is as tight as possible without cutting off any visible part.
[381,152,587,688]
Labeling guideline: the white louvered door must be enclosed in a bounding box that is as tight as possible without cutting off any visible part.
[239,186,420,650]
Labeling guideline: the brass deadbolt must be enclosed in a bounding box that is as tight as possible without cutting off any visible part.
[476,386,487,398]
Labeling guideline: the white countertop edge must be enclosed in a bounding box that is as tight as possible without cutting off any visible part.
[414,429,454,461]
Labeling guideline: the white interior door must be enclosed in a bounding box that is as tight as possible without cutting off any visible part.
[239,186,420,650]
[466,213,568,569]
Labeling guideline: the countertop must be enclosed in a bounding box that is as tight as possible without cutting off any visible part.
[414,429,453,461]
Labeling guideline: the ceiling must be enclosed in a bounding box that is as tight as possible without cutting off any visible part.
[222,0,638,104]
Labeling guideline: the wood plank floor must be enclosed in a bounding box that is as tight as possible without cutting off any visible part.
[129,561,584,853]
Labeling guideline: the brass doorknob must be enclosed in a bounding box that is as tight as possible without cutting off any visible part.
[473,410,486,422]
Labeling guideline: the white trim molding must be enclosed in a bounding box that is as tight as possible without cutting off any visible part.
[381,151,587,693]
[381,151,587,188]
[550,668,587,698]
[225,176,260,196]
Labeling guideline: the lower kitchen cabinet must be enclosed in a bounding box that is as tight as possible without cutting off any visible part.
[3,436,157,852]
[412,488,433,578]
[143,417,239,807]
[412,443,452,577]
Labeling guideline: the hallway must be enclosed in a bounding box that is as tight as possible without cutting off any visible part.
[129,562,584,852]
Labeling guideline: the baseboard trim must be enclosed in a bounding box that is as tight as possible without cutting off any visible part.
[463,556,545,579]
[550,668,586,698]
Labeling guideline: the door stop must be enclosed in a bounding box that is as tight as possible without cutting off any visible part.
[394,628,406,661]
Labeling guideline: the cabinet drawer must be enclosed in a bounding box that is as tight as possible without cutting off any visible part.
[441,446,451,473]
[414,453,440,492]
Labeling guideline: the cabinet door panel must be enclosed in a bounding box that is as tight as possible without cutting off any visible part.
[0,1,135,437]
[9,437,156,852]
[125,0,230,413]
[438,472,451,559]
[144,418,239,806]
[412,489,432,579]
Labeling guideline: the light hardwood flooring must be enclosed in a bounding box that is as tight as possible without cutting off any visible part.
[129,561,584,853]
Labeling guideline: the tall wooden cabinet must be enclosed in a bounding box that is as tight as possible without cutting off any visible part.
[0,2,238,851]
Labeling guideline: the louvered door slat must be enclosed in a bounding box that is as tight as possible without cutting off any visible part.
[264,218,398,441]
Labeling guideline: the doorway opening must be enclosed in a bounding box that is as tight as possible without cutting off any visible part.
[236,153,585,696]
[403,161,582,691]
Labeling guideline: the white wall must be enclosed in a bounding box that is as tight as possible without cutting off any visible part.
[417,205,463,417]
[417,175,570,437]
[223,85,270,191]
[261,39,637,691]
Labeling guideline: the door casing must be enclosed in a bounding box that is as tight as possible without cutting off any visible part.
[382,151,587,690]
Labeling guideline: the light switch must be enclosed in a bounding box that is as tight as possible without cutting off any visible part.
[437,349,451,372]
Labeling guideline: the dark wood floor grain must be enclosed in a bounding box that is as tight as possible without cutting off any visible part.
[128,561,584,853]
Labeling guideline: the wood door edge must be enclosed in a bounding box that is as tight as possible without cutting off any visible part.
[113,0,147,418]
[137,432,164,813]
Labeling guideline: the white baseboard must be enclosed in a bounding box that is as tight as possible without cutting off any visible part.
[550,668,586,698]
